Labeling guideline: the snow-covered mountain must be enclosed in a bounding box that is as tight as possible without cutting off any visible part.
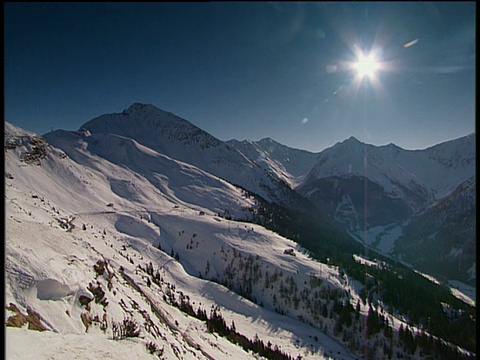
[77,103,296,206]
[5,109,476,359]
[295,134,475,283]
[299,134,474,209]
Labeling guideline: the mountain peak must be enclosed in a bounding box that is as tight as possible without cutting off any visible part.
[123,102,163,115]
[344,136,362,144]
[81,102,186,135]
[328,136,363,151]
[259,137,276,143]
[257,137,280,148]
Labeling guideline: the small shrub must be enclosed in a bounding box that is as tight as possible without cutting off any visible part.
[112,317,140,340]
[94,260,106,276]
[146,341,157,354]
[146,341,164,356]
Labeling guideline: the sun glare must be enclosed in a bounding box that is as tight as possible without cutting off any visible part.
[328,44,389,100]
[353,53,379,78]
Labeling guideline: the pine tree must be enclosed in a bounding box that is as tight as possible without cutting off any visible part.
[355,299,361,320]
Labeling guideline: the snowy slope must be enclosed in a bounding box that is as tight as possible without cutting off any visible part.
[43,128,254,220]
[422,133,475,198]
[227,138,318,188]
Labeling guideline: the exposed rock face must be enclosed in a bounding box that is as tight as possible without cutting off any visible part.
[5,303,48,331]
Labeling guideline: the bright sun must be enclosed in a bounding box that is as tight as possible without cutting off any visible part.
[353,53,379,78]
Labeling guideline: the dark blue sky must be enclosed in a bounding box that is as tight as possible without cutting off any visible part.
[4,2,475,152]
